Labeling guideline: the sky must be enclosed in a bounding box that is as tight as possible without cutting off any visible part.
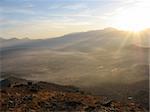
[0,0,150,39]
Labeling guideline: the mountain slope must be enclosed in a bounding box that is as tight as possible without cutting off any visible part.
[0,77,147,112]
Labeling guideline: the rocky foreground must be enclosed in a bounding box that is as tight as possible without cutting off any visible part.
[0,77,148,112]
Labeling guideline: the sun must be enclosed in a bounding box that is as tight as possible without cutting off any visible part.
[112,1,150,32]
[115,22,147,32]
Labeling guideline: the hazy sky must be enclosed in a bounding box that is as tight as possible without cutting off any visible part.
[0,0,149,39]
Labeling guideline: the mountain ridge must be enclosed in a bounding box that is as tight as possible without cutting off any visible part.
[1,27,149,51]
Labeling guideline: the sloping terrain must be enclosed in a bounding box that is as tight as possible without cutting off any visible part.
[0,28,149,110]
[0,77,147,112]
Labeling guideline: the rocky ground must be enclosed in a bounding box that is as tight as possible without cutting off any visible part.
[0,77,148,112]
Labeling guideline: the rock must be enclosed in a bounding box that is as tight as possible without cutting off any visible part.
[64,101,83,110]
[84,106,96,112]
[7,100,16,108]
[29,84,40,92]
[22,95,33,103]
[128,96,133,100]
[101,98,113,107]
[27,81,33,86]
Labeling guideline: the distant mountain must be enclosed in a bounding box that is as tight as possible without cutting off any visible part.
[0,37,6,42]
[1,28,149,51]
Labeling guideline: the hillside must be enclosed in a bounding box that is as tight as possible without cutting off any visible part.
[0,77,147,112]
[0,28,149,110]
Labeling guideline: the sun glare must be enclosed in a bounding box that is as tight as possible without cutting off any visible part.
[112,1,150,32]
